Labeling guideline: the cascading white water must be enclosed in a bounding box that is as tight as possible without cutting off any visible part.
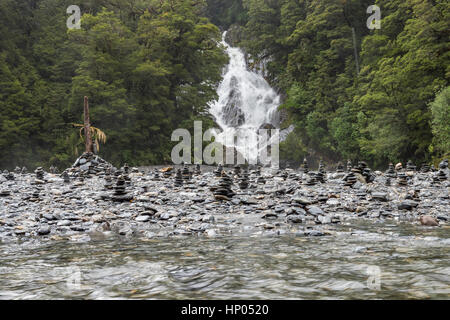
[209,32,282,164]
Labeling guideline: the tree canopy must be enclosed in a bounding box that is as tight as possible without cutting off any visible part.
[0,0,448,169]
[0,0,227,169]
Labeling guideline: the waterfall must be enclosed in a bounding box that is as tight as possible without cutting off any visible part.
[209,32,287,165]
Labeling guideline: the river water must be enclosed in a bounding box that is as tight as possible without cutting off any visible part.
[1,220,448,299]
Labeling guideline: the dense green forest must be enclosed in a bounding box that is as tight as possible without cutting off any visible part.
[0,0,227,168]
[231,0,449,168]
[0,0,448,170]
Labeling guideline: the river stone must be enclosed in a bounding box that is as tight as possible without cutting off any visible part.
[317,215,332,224]
[306,206,324,216]
[70,225,86,232]
[229,198,240,205]
[51,189,62,196]
[159,213,170,220]
[287,215,303,223]
[305,230,326,237]
[14,229,27,235]
[262,211,278,220]
[140,210,156,217]
[57,220,72,227]
[262,223,275,230]
[0,190,11,197]
[372,192,388,202]
[136,216,150,222]
[293,197,313,206]
[206,229,217,237]
[286,207,306,216]
[37,226,50,235]
[419,216,439,226]
[203,215,215,223]
[326,198,340,206]
[398,200,419,211]
[118,225,133,236]
[43,213,55,221]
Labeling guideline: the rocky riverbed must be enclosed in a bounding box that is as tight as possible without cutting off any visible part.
[0,155,449,244]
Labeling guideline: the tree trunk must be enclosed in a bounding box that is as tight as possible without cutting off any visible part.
[84,96,93,153]
[352,27,360,75]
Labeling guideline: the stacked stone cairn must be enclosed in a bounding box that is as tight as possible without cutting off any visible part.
[439,159,448,170]
[238,168,250,190]
[305,173,318,186]
[49,166,59,174]
[182,163,191,182]
[14,167,21,174]
[351,163,362,177]
[214,164,223,177]
[114,169,122,179]
[234,165,241,177]
[153,170,161,181]
[336,162,344,173]
[397,172,408,186]
[360,161,375,183]
[213,172,235,200]
[111,175,132,202]
[432,173,441,185]
[131,167,139,174]
[437,169,447,182]
[318,160,325,173]
[70,152,114,178]
[35,167,45,181]
[163,168,172,179]
[301,158,309,173]
[315,161,326,183]
[30,188,41,202]
[406,160,416,172]
[104,172,113,189]
[62,171,71,183]
[421,163,431,173]
[346,160,352,172]
[5,171,14,181]
[21,167,28,174]
[316,171,325,184]
[123,164,131,185]
[386,163,397,178]
[194,164,201,176]
[174,169,183,187]
[343,171,357,187]
[78,172,85,182]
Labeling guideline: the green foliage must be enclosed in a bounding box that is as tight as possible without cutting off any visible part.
[430,86,450,157]
[1,0,448,170]
[206,0,248,29]
[0,0,227,169]
[240,0,449,168]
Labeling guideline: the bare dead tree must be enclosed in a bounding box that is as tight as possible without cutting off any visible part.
[84,96,93,153]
